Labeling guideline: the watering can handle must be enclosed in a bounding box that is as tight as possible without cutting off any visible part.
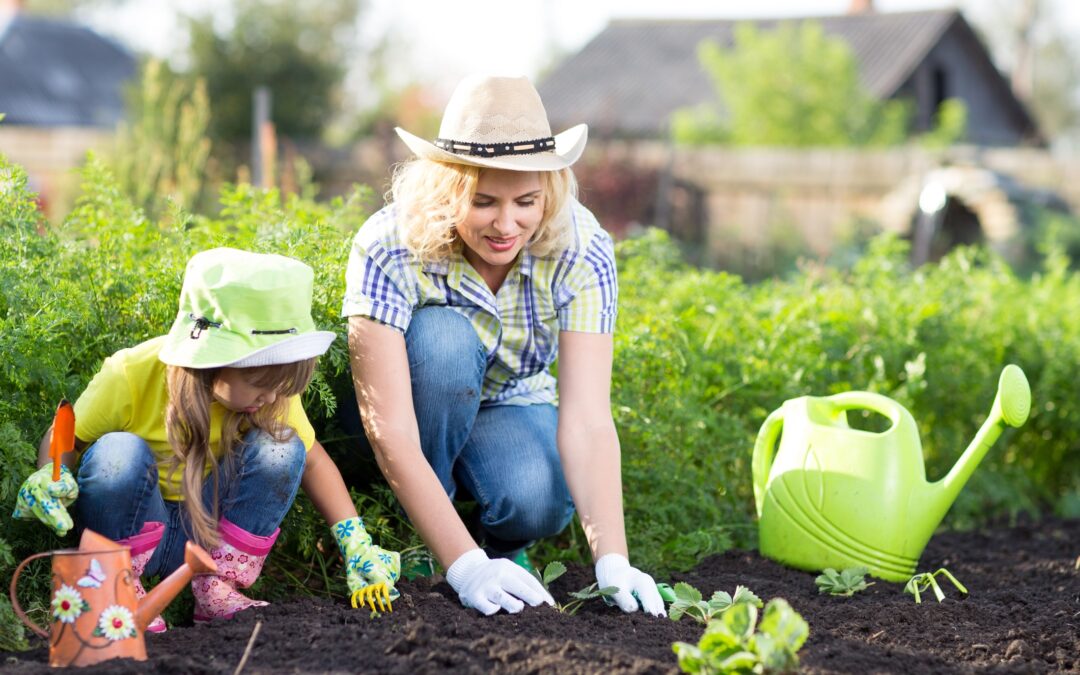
[9,551,52,639]
[752,408,785,518]
[826,390,906,421]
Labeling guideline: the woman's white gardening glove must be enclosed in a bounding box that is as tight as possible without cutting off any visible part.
[446,548,554,616]
[595,553,667,617]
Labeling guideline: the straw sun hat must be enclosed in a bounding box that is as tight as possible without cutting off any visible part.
[158,248,336,369]
[395,74,588,171]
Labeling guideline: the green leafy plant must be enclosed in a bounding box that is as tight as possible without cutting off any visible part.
[814,566,873,596]
[536,561,568,588]
[673,598,808,674]
[903,568,969,603]
[560,582,620,616]
[532,561,619,615]
[669,582,762,624]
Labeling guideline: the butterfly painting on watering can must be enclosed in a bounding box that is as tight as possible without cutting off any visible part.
[10,529,216,668]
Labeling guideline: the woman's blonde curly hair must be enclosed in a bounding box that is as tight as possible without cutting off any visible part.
[388,158,577,265]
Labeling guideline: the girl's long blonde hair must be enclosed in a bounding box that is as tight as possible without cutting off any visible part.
[164,359,316,548]
[389,158,578,265]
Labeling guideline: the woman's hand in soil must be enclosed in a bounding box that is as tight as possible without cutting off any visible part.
[333,517,401,608]
[595,553,667,617]
[446,548,555,615]
[11,463,78,536]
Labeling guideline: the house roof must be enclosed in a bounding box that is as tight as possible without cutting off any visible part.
[0,13,135,127]
[538,10,991,138]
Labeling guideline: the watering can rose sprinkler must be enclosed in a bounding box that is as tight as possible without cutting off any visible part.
[752,364,1031,582]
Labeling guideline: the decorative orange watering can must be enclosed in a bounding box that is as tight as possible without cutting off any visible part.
[10,529,216,668]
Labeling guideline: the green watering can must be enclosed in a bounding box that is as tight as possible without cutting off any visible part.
[753,365,1030,582]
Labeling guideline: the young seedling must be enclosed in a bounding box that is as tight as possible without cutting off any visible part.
[532,561,619,615]
[903,568,968,603]
[561,582,620,616]
[815,566,874,597]
[673,598,809,674]
[669,582,762,624]
[535,560,568,589]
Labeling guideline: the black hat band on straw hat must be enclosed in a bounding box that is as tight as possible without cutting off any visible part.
[434,136,556,158]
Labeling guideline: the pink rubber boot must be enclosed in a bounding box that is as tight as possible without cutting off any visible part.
[191,518,278,622]
[117,521,167,633]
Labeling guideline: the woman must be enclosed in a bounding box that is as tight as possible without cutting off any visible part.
[342,75,664,616]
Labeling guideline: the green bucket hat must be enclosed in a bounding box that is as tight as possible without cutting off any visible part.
[158,248,336,369]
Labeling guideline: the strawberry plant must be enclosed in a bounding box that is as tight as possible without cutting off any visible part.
[903,568,968,603]
[815,566,873,596]
[535,561,568,589]
[669,582,762,624]
[533,561,618,615]
[673,598,808,674]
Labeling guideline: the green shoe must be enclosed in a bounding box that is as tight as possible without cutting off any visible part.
[402,552,437,580]
[510,549,535,574]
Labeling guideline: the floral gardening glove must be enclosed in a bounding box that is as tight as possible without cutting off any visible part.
[332,517,401,611]
[12,463,79,536]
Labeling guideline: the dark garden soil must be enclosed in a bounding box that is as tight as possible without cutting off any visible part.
[4,517,1078,674]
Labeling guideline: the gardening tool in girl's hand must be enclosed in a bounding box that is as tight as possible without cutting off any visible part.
[10,529,217,668]
[49,400,75,481]
[753,364,1030,582]
[11,400,79,536]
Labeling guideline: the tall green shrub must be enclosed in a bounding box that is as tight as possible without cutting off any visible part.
[111,60,213,220]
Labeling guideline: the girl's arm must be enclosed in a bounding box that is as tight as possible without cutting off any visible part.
[347,316,477,568]
[554,330,627,560]
[301,440,357,525]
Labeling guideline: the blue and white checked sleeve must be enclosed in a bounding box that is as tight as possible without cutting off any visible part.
[341,210,416,333]
[556,226,619,334]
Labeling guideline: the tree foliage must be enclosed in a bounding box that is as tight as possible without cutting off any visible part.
[186,0,361,142]
[111,59,213,219]
[672,21,965,148]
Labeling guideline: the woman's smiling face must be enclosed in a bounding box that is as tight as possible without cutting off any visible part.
[458,169,544,290]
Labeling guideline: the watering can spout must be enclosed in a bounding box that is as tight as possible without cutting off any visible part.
[930,365,1031,520]
[136,542,216,632]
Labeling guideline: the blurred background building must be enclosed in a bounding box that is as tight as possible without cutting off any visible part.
[0,0,134,215]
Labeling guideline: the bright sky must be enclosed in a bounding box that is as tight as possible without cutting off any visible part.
[82,0,1080,102]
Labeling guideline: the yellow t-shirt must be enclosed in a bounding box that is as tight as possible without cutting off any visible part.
[73,336,315,501]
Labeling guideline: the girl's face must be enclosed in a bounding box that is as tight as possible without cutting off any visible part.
[459,169,544,287]
[212,368,279,414]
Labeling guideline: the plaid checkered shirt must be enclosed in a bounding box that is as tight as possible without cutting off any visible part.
[342,198,618,406]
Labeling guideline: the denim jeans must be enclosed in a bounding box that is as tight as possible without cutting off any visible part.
[74,428,306,577]
[344,307,575,556]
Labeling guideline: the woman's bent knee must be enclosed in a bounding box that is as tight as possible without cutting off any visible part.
[482,492,575,542]
[406,308,486,386]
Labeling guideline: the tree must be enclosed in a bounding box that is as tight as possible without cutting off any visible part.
[186,0,361,143]
[964,0,1080,147]
[671,21,961,148]
[110,59,213,219]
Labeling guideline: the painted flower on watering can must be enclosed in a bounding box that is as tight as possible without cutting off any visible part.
[51,584,89,624]
[95,605,137,641]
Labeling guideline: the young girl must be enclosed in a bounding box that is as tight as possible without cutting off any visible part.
[14,247,400,629]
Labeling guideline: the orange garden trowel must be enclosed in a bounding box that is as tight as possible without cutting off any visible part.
[49,400,75,481]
